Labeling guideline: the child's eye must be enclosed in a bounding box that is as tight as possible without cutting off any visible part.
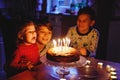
[48,32,52,34]
[39,31,45,33]
[28,31,36,34]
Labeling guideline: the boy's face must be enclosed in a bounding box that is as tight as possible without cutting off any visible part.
[77,14,95,34]
[37,26,52,45]
[23,25,37,45]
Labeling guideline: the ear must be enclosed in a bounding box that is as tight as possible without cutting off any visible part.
[18,32,23,40]
[90,20,95,26]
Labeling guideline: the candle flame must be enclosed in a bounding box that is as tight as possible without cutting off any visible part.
[53,39,57,47]
[52,37,71,53]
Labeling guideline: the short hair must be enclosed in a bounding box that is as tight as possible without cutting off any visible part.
[36,22,53,31]
[77,6,96,20]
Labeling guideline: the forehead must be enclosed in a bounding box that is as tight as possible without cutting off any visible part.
[24,25,35,31]
[78,14,91,20]
[38,26,49,31]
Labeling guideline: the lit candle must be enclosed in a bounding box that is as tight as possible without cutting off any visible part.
[60,39,62,51]
[65,37,69,47]
[97,62,103,68]
[110,75,117,80]
[106,65,111,72]
[86,60,91,65]
[110,67,116,72]
[85,65,90,72]
[85,65,90,68]
[52,37,71,54]
[58,38,60,46]
[67,38,70,47]
[60,78,66,80]
[53,39,57,47]
[110,72,117,76]
[63,38,65,46]
[58,38,61,52]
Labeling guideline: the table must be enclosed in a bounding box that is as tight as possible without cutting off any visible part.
[8,57,120,80]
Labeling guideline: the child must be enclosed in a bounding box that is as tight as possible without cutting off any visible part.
[36,21,53,57]
[9,20,40,72]
[66,7,99,57]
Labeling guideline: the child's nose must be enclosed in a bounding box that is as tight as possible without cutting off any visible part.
[44,32,49,36]
[32,31,36,35]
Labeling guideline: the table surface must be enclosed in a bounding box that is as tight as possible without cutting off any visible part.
[8,57,120,80]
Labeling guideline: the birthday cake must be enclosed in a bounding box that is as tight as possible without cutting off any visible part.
[46,47,80,62]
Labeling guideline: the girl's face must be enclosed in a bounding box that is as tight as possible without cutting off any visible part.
[37,26,52,45]
[77,14,95,34]
[23,25,37,45]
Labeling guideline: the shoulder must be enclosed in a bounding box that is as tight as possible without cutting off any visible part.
[67,26,78,36]
[16,43,38,50]
[67,26,77,33]
[68,26,76,30]
[91,28,99,35]
[32,43,38,47]
[13,44,24,55]
[89,28,100,39]
[15,43,25,50]
[46,41,53,48]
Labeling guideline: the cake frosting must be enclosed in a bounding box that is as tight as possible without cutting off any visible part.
[46,47,80,62]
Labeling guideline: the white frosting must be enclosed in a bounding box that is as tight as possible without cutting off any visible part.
[48,47,77,56]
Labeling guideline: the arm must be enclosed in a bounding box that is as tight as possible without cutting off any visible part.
[79,29,99,57]
[10,49,22,69]
[10,49,33,70]
[88,29,99,57]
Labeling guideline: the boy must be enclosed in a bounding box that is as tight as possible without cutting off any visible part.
[67,7,99,57]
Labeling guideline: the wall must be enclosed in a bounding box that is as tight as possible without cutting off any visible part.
[0,29,6,80]
[106,0,120,63]
[106,21,120,62]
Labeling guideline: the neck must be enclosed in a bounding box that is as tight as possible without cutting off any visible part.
[77,27,93,36]
[37,42,45,52]
[23,42,33,45]
[81,29,89,34]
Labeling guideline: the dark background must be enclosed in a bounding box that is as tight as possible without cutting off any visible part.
[0,0,120,76]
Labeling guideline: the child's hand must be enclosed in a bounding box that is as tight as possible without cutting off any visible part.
[79,47,87,56]
[27,61,34,70]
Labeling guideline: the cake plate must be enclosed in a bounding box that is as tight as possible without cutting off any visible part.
[40,55,87,78]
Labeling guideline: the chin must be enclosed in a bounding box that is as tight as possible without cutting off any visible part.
[31,41,36,44]
[42,42,48,45]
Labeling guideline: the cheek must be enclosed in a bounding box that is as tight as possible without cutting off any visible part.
[24,35,30,42]
[48,34,52,38]
[34,33,37,37]
[38,34,44,38]
[77,21,79,26]
[37,36,42,41]
[27,35,33,39]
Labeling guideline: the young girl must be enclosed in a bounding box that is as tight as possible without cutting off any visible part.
[36,22,53,57]
[67,7,99,57]
[10,20,40,71]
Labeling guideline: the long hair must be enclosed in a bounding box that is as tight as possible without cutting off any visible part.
[16,20,35,44]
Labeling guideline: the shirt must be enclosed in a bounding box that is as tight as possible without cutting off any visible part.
[10,43,40,69]
[40,42,52,57]
[66,26,99,57]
